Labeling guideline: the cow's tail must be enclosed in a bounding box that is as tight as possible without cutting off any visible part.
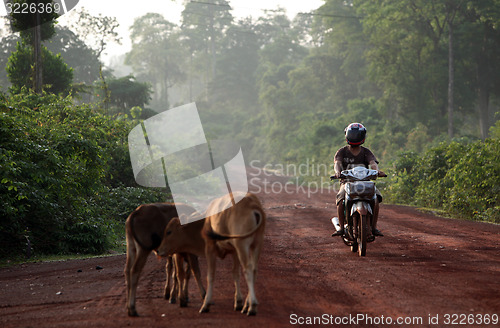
[206,210,265,240]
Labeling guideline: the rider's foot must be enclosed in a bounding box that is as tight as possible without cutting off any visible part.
[331,229,344,237]
[372,229,384,237]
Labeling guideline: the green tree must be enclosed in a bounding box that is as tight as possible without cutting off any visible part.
[6,41,73,95]
[68,7,121,61]
[255,8,308,67]
[254,10,311,161]
[104,75,152,112]
[356,0,500,140]
[210,18,260,108]
[357,0,449,131]
[7,0,59,94]
[309,0,376,112]
[67,7,121,106]
[459,0,500,139]
[0,34,20,89]
[181,0,233,96]
[126,13,186,109]
[46,26,100,86]
[0,92,165,258]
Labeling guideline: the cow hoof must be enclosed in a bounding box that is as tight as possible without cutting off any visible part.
[128,309,139,317]
[243,304,257,316]
[247,309,257,316]
[241,302,249,314]
[164,291,170,300]
[169,297,176,304]
[199,306,210,313]
[234,300,243,311]
[180,299,188,308]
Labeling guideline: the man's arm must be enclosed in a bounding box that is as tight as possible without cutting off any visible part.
[369,160,379,171]
[334,161,343,178]
[369,160,387,177]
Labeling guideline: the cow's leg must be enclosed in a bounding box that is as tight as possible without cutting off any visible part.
[170,264,178,304]
[127,245,150,317]
[247,234,264,315]
[187,254,206,300]
[164,256,173,300]
[251,229,264,285]
[200,243,217,313]
[231,252,243,311]
[236,242,258,316]
[174,254,188,307]
[124,234,136,316]
[183,255,192,304]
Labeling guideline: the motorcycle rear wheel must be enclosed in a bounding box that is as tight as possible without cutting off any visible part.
[358,214,367,256]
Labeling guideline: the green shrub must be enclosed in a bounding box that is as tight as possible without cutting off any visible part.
[383,151,419,204]
[443,139,499,221]
[385,138,500,223]
[0,91,167,259]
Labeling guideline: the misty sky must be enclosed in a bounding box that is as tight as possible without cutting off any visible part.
[0,1,324,64]
[57,0,325,62]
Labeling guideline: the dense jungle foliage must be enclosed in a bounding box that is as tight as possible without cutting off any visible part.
[385,128,500,223]
[1,0,499,258]
[0,92,165,259]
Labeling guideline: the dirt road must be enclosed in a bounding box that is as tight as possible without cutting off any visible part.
[1,182,499,327]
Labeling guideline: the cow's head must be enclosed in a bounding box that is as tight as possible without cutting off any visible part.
[156,217,184,258]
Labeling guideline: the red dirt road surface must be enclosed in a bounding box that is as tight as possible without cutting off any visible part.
[1,180,499,327]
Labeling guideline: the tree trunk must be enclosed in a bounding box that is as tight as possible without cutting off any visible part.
[477,85,490,140]
[476,33,492,140]
[447,22,454,138]
[34,10,43,94]
[209,5,216,79]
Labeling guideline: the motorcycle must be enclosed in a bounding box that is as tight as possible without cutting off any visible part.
[330,166,386,256]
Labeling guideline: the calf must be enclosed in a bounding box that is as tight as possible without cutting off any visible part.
[124,203,205,316]
[157,192,266,315]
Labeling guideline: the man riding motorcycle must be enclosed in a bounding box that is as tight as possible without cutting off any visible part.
[331,123,384,238]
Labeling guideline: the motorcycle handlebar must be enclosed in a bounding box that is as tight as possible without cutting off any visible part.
[330,171,387,181]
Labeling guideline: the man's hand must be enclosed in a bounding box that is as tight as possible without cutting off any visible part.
[378,170,387,177]
[330,172,342,180]
[333,161,343,180]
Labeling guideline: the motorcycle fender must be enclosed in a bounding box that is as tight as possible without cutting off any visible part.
[350,201,372,216]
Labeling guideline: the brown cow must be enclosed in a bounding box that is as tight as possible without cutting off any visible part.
[157,192,266,316]
[124,203,205,317]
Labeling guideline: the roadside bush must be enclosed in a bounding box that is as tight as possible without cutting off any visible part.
[383,151,420,204]
[385,138,500,223]
[443,139,499,222]
[0,91,166,259]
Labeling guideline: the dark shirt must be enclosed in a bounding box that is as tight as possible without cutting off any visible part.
[334,146,378,171]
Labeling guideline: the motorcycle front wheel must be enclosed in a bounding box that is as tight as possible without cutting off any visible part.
[358,214,368,256]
